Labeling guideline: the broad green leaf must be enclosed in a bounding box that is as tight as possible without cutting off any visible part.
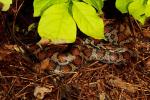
[33,0,68,17]
[72,1,104,39]
[83,0,103,13]
[0,0,12,11]
[145,0,150,17]
[115,0,133,13]
[38,3,76,44]
[128,0,146,24]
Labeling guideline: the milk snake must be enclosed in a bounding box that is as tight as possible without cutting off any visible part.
[42,22,136,73]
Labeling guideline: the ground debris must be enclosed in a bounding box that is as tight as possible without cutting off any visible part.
[34,86,53,100]
[0,4,150,99]
[106,74,139,93]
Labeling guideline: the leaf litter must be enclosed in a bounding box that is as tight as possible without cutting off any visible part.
[0,0,150,100]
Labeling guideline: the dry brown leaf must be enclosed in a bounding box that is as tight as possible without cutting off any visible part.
[34,86,53,100]
[106,75,139,93]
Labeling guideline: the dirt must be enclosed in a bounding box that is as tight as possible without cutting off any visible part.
[0,0,150,100]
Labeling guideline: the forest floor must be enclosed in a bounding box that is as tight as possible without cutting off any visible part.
[0,1,150,100]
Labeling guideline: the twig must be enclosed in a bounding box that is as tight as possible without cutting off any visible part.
[67,72,79,84]
[0,75,35,81]
[135,56,150,65]
[15,82,34,97]
[83,64,107,72]
[134,20,142,34]
[6,78,17,97]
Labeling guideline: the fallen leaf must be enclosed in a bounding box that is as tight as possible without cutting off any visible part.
[34,86,53,100]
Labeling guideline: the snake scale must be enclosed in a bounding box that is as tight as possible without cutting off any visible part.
[35,21,136,73]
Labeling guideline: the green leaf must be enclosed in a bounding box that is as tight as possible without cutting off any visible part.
[145,0,150,17]
[0,0,12,11]
[115,0,133,13]
[38,3,76,44]
[72,1,104,39]
[128,0,147,24]
[82,0,103,13]
[33,0,68,17]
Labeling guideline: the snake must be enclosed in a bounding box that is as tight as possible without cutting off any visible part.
[34,21,136,73]
[42,22,136,73]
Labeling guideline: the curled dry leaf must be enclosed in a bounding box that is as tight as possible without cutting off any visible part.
[34,86,53,100]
